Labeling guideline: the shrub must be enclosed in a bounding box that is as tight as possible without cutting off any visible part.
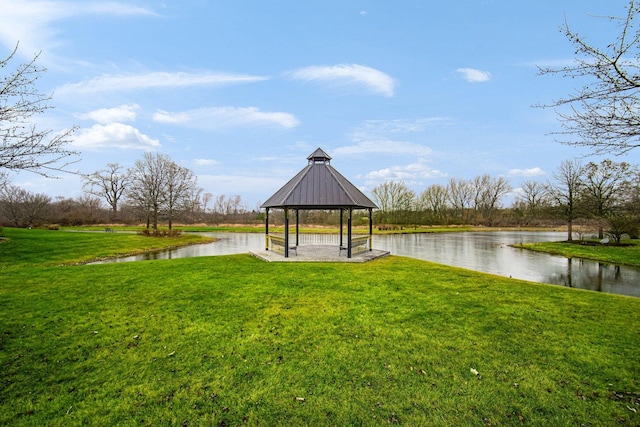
[137,228,183,237]
[605,213,637,244]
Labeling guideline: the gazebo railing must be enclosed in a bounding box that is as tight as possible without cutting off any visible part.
[268,232,371,249]
[270,233,370,246]
[297,234,341,245]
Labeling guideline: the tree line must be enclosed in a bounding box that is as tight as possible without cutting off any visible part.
[0,152,255,229]
[370,159,639,242]
[2,154,638,245]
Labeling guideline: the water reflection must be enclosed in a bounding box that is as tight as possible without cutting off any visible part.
[97,231,640,297]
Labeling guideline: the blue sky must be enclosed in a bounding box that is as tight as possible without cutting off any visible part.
[1,0,637,209]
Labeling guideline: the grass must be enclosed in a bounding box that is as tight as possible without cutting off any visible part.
[515,239,640,268]
[0,227,215,266]
[0,228,639,426]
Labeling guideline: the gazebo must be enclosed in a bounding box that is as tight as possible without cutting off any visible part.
[261,148,378,258]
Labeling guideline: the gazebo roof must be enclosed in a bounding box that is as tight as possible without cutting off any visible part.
[261,148,377,210]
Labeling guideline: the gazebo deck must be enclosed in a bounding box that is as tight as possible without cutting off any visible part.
[250,245,390,263]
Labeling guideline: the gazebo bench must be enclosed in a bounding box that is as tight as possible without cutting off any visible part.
[268,234,297,256]
[339,236,370,255]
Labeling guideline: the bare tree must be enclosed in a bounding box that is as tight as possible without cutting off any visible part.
[128,153,198,230]
[164,162,197,229]
[447,178,473,223]
[1,44,78,176]
[516,180,550,221]
[580,159,634,238]
[128,152,170,230]
[202,192,213,213]
[82,163,131,218]
[0,184,50,227]
[0,184,27,226]
[21,191,50,227]
[76,194,103,222]
[546,160,584,241]
[371,181,415,224]
[626,169,640,218]
[538,1,640,155]
[472,174,512,225]
[419,184,449,223]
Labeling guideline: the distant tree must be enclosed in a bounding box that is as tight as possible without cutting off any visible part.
[516,180,550,221]
[164,162,197,229]
[128,153,198,230]
[76,194,103,223]
[202,192,213,213]
[82,163,131,218]
[0,184,50,227]
[419,184,449,223]
[128,152,170,230]
[626,170,640,221]
[546,160,584,241]
[605,212,637,243]
[447,178,473,223]
[0,184,27,226]
[0,44,78,176]
[371,181,415,224]
[21,191,50,227]
[472,174,512,225]
[538,1,640,155]
[580,159,634,238]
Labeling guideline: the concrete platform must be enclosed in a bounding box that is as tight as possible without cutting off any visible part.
[250,245,390,263]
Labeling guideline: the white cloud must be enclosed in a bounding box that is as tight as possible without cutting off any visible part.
[334,140,432,157]
[456,68,492,83]
[0,0,157,61]
[72,123,160,150]
[77,104,139,124]
[57,71,269,96]
[289,64,395,97]
[194,158,220,166]
[364,162,446,182]
[507,167,546,177]
[153,107,299,130]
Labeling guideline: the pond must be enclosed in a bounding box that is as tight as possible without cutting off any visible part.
[100,231,640,298]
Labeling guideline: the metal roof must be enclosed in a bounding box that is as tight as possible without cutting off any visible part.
[261,148,378,209]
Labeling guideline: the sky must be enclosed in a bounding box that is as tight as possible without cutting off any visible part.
[1,0,638,210]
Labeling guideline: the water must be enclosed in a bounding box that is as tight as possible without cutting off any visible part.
[98,231,640,297]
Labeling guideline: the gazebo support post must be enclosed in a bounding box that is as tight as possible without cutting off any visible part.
[284,207,289,258]
[295,209,299,247]
[368,207,373,251]
[347,208,353,258]
[265,208,270,250]
[339,209,344,248]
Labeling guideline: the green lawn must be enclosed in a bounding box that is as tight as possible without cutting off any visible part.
[515,239,640,268]
[0,227,215,266]
[1,228,639,426]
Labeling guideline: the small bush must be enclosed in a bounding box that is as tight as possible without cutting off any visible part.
[377,224,404,231]
[137,228,183,237]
